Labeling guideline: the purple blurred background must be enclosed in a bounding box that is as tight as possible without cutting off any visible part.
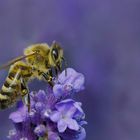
[0,0,140,140]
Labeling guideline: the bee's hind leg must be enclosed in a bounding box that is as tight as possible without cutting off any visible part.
[20,78,30,112]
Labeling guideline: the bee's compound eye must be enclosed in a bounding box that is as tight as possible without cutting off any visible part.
[52,48,58,60]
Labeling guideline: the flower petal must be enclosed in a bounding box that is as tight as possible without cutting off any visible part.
[66,118,79,131]
[9,112,24,123]
[48,132,61,140]
[50,111,62,122]
[57,119,67,133]
[73,102,85,119]
[58,68,77,84]
[79,121,88,126]
[53,84,64,98]
[73,74,85,92]
[36,90,47,102]
[9,106,28,123]
[55,99,75,115]
[76,127,86,140]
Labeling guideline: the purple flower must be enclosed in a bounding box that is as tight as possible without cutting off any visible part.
[50,99,85,133]
[53,68,85,98]
[7,68,86,140]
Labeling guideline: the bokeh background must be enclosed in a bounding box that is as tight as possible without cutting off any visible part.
[0,0,140,140]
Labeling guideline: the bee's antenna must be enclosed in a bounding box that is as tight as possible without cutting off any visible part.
[62,57,67,76]
[52,40,57,46]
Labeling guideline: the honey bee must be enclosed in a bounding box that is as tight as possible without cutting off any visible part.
[0,41,66,111]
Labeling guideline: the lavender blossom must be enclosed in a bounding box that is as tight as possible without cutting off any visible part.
[7,68,86,140]
[50,99,85,133]
[53,68,85,99]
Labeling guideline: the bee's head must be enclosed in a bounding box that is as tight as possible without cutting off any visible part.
[24,42,66,74]
[49,41,63,69]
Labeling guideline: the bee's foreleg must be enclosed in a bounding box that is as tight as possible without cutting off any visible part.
[54,67,58,78]
[48,69,53,77]
[42,72,54,87]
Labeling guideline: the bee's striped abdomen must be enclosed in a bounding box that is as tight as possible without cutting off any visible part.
[0,70,21,109]
[0,61,33,110]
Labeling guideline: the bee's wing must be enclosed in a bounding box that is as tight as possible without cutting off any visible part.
[0,52,36,70]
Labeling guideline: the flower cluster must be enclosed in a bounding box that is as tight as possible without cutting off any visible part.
[8,68,87,140]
